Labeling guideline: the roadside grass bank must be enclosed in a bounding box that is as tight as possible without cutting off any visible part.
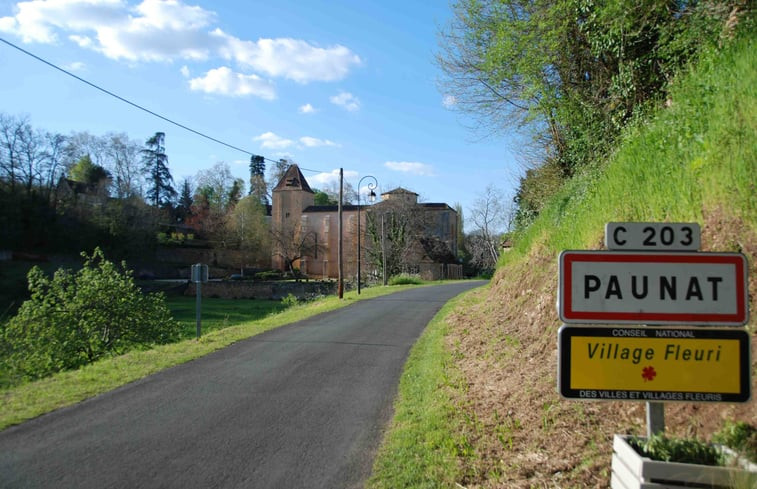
[504,32,756,264]
[367,283,488,488]
[433,29,756,488]
[0,283,434,430]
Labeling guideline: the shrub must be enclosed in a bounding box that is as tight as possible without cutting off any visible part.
[628,434,724,466]
[3,248,181,382]
[388,273,423,286]
[713,421,757,464]
[281,293,299,307]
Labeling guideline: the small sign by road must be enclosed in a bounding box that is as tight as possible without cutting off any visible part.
[558,251,748,326]
[557,326,751,403]
[605,222,700,251]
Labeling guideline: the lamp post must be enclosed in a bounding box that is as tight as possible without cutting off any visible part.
[356,175,377,294]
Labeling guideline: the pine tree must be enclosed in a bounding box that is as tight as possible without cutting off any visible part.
[141,132,176,208]
[176,178,193,222]
[249,154,267,204]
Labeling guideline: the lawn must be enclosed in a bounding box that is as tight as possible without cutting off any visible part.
[165,296,289,338]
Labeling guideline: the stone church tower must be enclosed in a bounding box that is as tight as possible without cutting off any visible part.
[271,165,314,270]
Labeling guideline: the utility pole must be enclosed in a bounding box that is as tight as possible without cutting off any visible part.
[338,168,344,298]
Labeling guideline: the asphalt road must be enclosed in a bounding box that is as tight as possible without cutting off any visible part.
[0,281,484,489]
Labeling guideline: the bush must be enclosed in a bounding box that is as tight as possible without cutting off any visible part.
[255,270,283,281]
[713,421,757,464]
[2,248,181,382]
[388,273,423,286]
[628,434,723,466]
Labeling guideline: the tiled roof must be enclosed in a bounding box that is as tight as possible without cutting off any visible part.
[273,164,314,193]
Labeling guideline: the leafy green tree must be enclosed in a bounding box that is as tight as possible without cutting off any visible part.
[438,0,744,225]
[3,248,180,382]
[313,190,337,205]
[69,154,111,186]
[141,132,176,208]
[227,195,271,273]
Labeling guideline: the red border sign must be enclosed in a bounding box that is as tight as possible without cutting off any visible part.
[559,251,748,326]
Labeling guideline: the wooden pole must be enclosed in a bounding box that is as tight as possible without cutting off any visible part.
[338,168,343,299]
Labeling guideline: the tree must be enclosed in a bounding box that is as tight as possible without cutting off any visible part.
[437,1,742,224]
[69,154,111,187]
[141,132,176,208]
[270,218,321,276]
[249,154,268,204]
[365,197,429,280]
[106,133,144,199]
[227,195,271,273]
[313,190,338,205]
[467,184,511,272]
[175,178,193,223]
[3,248,180,382]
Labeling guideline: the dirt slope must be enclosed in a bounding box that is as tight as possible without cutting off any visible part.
[446,208,756,488]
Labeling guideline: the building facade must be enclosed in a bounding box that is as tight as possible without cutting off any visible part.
[271,165,460,280]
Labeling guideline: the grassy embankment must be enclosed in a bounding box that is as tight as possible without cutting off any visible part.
[0,284,426,430]
[368,31,755,488]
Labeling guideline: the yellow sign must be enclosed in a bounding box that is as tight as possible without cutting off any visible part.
[558,326,750,403]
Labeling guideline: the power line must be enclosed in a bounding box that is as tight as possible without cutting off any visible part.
[0,35,327,173]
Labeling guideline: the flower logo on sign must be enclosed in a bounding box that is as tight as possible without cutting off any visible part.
[641,366,657,382]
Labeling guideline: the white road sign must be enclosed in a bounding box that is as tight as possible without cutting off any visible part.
[558,251,748,326]
[605,222,700,251]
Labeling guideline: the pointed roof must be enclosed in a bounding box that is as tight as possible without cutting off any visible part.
[273,164,314,193]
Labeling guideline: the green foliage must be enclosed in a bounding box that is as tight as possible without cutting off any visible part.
[255,270,283,281]
[628,434,724,466]
[281,293,299,307]
[388,273,423,285]
[713,422,757,464]
[440,0,752,226]
[2,248,180,383]
[68,154,111,185]
[502,29,756,263]
[313,190,337,205]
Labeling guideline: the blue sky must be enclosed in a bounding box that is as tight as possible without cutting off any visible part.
[0,0,521,226]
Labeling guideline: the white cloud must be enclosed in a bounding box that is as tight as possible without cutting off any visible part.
[214,30,361,83]
[0,0,361,84]
[1,0,219,61]
[299,103,316,114]
[179,65,190,77]
[189,66,275,99]
[330,91,360,112]
[384,161,435,176]
[254,132,295,150]
[442,94,457,108]
[64,61,86,71]
[299,136,339,148]
[309,169,358,187]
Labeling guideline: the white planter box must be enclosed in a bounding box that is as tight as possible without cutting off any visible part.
[611,434,757,489]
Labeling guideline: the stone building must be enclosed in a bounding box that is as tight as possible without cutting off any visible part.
[271,164,460,280]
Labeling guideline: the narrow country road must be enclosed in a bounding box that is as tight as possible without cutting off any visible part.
[0,281,484,489]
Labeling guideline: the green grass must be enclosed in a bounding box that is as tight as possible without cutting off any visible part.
[367,285,486,488]
[166,296,289,338]
[504,32,756,263]
[0,283,431,430]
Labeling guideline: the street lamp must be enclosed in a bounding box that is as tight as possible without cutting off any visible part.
[357,175,377,294]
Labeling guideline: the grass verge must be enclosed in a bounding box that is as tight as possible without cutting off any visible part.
[367,284,487,488]
[0,283,429,430]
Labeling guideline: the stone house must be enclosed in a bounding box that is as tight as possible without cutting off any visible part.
[271,164,460,280]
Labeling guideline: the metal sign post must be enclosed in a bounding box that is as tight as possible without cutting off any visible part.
[191,264,209,338]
